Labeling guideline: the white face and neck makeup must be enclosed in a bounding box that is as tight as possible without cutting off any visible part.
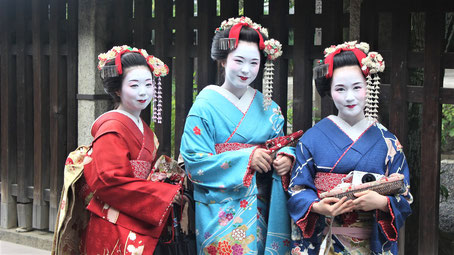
[221,41,261,99]
[116,66,154,120]
[330,65,367,126]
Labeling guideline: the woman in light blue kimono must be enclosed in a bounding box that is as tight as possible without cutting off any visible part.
[180,17,296,255]
[287,42,412,255]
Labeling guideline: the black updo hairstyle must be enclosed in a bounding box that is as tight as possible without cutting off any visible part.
[211,26,268,68]
[314,50,364,97]
[101,52,150,103]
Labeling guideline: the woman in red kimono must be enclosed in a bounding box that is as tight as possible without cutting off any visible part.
[81,45,181,254]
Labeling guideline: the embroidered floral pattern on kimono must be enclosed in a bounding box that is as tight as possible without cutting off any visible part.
[180,86,296,254]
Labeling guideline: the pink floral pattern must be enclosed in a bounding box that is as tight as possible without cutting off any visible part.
[215,143,255,154]
[314,172,348,193]
[129,160,152,179]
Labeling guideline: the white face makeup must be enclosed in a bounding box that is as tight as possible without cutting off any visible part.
[222,41,260,97]
[330,65,367,126]
[117,66,154,118]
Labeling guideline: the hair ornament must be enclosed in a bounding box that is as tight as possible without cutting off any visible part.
[216,17,283,110]
[317,41,385,121]
[98,45,169,123]
[97,45,169,79]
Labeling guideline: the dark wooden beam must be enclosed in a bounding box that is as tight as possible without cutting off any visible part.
[49,0,67,231]
[269,0,289,133]
[154,0,174,157]
[173,0,194,158]
[292,0,314,132]
[196,0,217,92]
[0,0,18,228]
[419,4,443,254]
[389,2,410,149]
[32,0,50,230]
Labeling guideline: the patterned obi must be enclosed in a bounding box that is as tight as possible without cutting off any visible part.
[315,172,372,240]
[215,142,255,154]
[130,160,152,179]
[314,172,350,193]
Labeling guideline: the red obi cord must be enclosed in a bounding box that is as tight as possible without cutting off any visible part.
[228,23,265,50]
[324,48,369,78]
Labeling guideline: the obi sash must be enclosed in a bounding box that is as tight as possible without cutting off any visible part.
[215,142,255,154]
[314,172,372,241]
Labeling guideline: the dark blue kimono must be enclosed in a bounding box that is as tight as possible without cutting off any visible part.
[287,117,412,255]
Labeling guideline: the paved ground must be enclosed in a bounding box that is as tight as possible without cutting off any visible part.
[0,240,50,255]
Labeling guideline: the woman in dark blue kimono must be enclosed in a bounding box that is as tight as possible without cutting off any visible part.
[287,41,412,255]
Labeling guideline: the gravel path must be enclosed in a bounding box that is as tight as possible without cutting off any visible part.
[440,160,454,232]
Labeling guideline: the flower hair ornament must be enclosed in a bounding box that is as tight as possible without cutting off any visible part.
[216,16,283,110]
[314,41,385,120]
[97,45,169,123]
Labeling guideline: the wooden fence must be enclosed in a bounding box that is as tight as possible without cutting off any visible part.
[0,0,451,254]
[0,0,347,233]
[361,0,454,254]
[0,0,78,230]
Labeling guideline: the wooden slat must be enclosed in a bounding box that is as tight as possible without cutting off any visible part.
[49,0,67,231]
[15,0,32,205]
[15,0,34,231]
[173,0,194,157]
[292,0,314,132]
[389,5,411,254]
[154,0,173,157]
[320,0,343,119]
[67,0,78,154]
[113,0,133,45]
[269,0,289,133]
[419,4,443,255]
[244,0,263,27]
[135,0,152,124]
[389,2,410,149]
[244,0,264,91]
[360,0,379,49]
[32,0,50,230]
[220,0,239,20]
[0,0,18,228]
[196,0,216,92]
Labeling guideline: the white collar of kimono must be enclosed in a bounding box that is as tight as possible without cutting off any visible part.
[205,85,255,114]
[327,115,371,141]
[112,109,144,133]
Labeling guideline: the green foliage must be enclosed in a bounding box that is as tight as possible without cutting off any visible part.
[286,100,320,126]
[442,104,454,147]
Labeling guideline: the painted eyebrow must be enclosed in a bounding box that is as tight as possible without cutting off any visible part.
[128,78,153,82]
[233,56,260,61]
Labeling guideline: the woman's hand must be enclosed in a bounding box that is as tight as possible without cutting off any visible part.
[251,148,272,173]
[273,154,293,176]
[312,197,355,217]
[353,190,389,212]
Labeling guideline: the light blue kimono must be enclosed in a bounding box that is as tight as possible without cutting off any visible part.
[180,86,295,255]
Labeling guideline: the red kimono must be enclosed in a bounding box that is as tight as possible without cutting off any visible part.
[81,112,181,255]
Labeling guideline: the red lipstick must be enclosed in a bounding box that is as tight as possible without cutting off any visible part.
[138,100,146,103]
[347,105,356,109]
[239,76,248,81]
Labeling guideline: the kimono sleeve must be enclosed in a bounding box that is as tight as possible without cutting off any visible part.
[180,115,257,192]
[287,140,321,238]
[375,137,412,242]
[84,132,180,226]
